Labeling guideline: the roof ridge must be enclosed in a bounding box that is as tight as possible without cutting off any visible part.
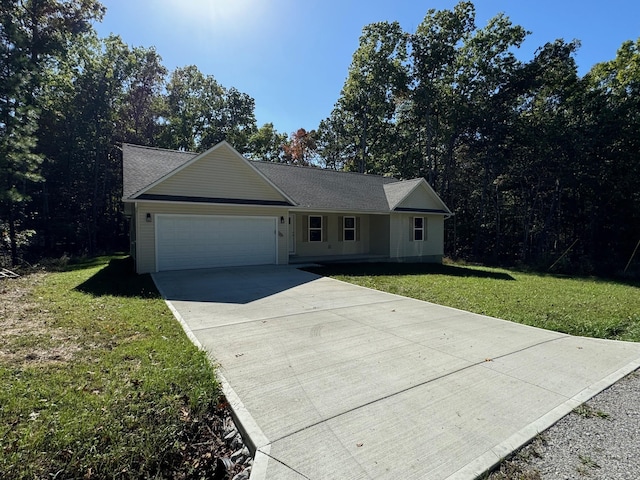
[385,177,423,185]
[251,160,399,180]
[123,143,198,155]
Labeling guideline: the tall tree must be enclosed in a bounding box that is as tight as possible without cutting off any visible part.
[0,0,103,264]
[159,65,221,151]
[200,86,257,152]
[317,1,640,273]
[407,1,476,185]
[117,46,167,145]
[332,21,409,173]
[315,116,350,170]
[451,11,529,260]
[496,40,581,263]
[38,34,139,254]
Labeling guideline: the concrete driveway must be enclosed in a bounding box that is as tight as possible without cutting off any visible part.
[153,266,640,480]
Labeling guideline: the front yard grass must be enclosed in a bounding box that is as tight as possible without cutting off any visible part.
[0,257,222,479]
[306,262,640,341]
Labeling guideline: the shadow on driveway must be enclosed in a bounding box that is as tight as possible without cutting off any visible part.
[152,265,319,304]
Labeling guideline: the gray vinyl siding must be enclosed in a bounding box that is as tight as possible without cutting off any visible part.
[389,213,444,261]
[396,184,446,211]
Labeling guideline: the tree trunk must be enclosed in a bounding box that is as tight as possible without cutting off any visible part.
[8,203,18,266]
[359,107,368,173]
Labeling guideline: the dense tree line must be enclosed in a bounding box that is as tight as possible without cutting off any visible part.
[1,1,638,276]
[317,2,640,275]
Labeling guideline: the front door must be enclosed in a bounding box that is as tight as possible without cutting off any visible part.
[288,214,296,254]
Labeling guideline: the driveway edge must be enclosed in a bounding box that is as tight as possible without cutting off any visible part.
[152,274,271,480]
[447,359,640,479]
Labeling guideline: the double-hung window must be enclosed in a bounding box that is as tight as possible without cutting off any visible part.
[309,215,323,242]
[343,216,356,241]
[413,217,425,241]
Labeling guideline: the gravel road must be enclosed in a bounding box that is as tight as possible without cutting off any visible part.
[487,369,640,480]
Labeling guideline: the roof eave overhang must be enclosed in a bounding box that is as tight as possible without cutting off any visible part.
[290,206,391,215]
[393,207,451,215]
[124,198,392,214]
[123,196,293,208]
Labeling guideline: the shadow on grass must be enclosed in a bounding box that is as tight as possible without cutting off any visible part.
[74,257,160,298]
[64,255,128,271]
[303,262,515,281]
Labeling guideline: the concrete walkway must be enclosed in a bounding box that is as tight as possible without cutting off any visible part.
[152,266,640,480]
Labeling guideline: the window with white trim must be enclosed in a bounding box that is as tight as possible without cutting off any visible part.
[343,216,356,241]
[413,217,425,241]
[309,215,323,242]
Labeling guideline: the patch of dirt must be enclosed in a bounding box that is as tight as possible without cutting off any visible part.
[0,273,81,366]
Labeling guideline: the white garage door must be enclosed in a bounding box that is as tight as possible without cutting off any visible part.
[156,215,277,271]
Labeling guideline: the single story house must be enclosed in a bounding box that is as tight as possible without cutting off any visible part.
[122,141,452,273]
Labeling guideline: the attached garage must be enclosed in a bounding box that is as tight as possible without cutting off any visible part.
[156,215,278,271]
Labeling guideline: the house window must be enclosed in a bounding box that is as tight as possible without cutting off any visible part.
[309,215,323,242]
[413,217,425,241]
[343,216,356,241]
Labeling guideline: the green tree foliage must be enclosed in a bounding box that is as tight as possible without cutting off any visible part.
[405,1,476,184]
[1,3,262,262]
[38,34,149,254]
[315,116,350,170]
[158,66,257,153]
[34,39,261,256]
[247,122,288,161]
[579,39,640,270]
[117,46,167,145]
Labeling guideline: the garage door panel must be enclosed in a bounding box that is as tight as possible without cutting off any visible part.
[156,215,277,271]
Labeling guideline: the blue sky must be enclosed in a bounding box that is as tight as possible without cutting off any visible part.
[94,0,640,137]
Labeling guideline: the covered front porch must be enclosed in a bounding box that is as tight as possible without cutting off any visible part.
[287,212,390,263]
[288,253,389,265]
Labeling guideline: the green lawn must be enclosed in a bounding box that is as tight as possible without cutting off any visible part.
[0,257,222,479]
[306,262,640,341]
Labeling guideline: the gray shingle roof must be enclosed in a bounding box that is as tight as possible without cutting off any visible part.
[122,144,197,199]
[252,161,396,212]
[383,179,423,210]
[122,143,445,213]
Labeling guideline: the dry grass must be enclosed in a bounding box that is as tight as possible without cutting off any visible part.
[0,274,81,365]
